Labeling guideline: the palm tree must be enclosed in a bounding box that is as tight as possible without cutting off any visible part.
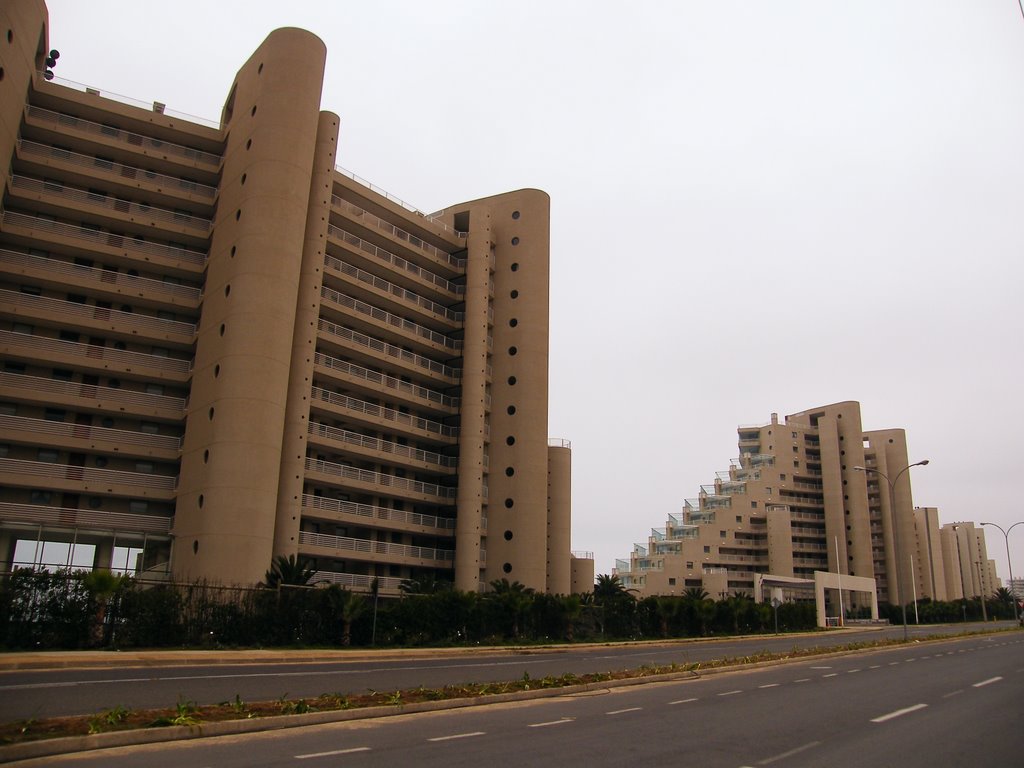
[487,579,535,639]
[399,574,453,595]
[263,554,315,588]
[82,569,129,647]
[593,573,630,602]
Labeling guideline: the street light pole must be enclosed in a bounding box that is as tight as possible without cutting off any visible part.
[980,521,1022,623]
[854,459,929,642]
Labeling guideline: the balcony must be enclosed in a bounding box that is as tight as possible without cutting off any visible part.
[2,330,192,380]
[304,457,456,504]
[24,105,221,169]
[310,570,407,594]
[0,457,177,497]
[299,530,454,566]
[309,387,457,442]
[16,140,217,201]
[9,175,212,237]
[319,287,461,355]
[1,211,207,272]
[0,501,172,534]
[332,195,465,272]
[0,413,181,457]
[313,352,458,413]
[307,421,457,472]
[327,225,464,298]
[316,319,460,383]
[0,371,186,419]
[323,254,462,326]
[301,494,455,535]
[0,289,196,345]
[0,248,202,307]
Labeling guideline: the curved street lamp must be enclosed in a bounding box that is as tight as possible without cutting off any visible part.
[854,459,929,641]
[980,521,1023,623]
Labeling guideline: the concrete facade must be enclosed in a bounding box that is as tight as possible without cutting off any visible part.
[0,0,592,594]
[615,401,980,610]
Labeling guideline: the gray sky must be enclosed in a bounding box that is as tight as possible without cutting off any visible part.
[43,0,1024,583]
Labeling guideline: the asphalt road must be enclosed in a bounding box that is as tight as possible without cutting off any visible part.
[0,622,1013,721]
[8,632,1023,767]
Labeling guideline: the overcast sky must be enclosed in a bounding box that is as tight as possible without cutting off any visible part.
[42,0,1024,583]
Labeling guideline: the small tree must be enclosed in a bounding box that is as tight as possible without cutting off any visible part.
[263,555,315,588]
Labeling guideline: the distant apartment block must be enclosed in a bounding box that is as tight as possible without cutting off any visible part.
[0,0,594,595]
[616,401,994,609]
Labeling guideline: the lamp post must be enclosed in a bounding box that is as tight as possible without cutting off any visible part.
[980,521,1022,623]
[854,459,929,641]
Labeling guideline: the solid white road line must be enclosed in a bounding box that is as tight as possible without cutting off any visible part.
[717,690,742,697]
[972,676,1002,688]
[668,697,699,704]
[758,740,822,765]
[296,747,370,759]
[428,731,485,742]
[528,718,574,728]
[758,683,780,689]
[605,707,642,715]
[871,704,928,723]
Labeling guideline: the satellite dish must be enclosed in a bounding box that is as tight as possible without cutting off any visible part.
[43,70,54,81]
[45,56,56,67]
[49,49,60,60]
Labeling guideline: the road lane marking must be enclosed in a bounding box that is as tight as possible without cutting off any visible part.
[972,677,1002,688]
[528,718,574,728]
[717,690,742,697]
[794,678,811,683]
[757,740,822,764]
[869,665,881,669]
[606,707,642,715]
[943,690,964,698]
[822,673,838,678]
[888,662,900,666]
[669,697,698,704]
[810,666,831,670]
[758,684,780,689]
[848,669,861,673]
[428,732,485,742]
[871,704,928,723]
[296,747,370,759]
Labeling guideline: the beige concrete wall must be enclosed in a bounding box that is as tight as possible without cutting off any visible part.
[570,555,595,596]
[0,2,47,190]
[546,443,571,594]
[173,28,327,585]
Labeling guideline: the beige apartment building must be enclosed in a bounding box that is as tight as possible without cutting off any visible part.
[616,401,994,610]
[0,0,594,595]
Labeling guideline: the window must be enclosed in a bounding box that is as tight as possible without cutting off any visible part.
[751,501,758,508]
[780,474,786,481]
[686,561,694,569]
[30,490,53,504]
[668,578,676,586]
[37,449,59,463]
[135,461,154,474]
[703,546,711,554]
[128,500,148,514]
[736,515,743,523]
[44,408,66,422]
[139,422,160,434]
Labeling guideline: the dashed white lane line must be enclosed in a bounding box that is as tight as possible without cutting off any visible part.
[847,668,861,673]
[757,740,822,765]
[428,731,485,742]
[869,665,881,669]
[794,678,811,683]
[718,690,743,697]
[669,697,699,704]
[296,747,370,759]
[943,690,964,698]
[972,676,1003,688]
[822,673,838,678]
[871,704,928,723]
[528,718,574,728]
[758,683,780,689]
[606,707,642,715]
[888,662,900,666]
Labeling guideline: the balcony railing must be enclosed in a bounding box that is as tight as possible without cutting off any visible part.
[304,457,457,500]
[2,211,207,267]
[25,105,222,167]
[17,140,218,198]
[313,352,459,410]
[0,457,177,491]
[317,319,460,381]
[302,494,455,531]
[0,248,202,303]
[327,226,464,295]
[0,289,196,339]
[332,195,465,270]
[0,501,172,533]
[307,421,457,469]
[0,371,186,413]
[299,530,455,562]
[335,166,467,238]
[10,175,212,233]
[0,413,182,451]
[1,330,193,375]
[310,570,408,591]
[323,255,462,323]
[320,287,461,352]
[310,387,457,439]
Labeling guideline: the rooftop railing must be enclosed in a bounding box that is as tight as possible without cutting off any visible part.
[334,166,467,238]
